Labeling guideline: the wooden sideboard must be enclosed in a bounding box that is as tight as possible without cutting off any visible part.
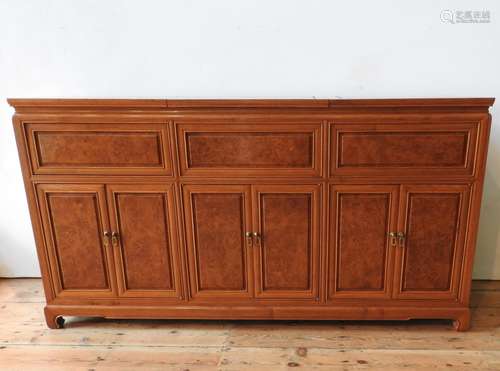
[9,98,494,331]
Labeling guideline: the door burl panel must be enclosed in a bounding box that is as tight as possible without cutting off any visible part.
[253,185,320,299]
[47,194,108,289]
[330,185,398,299]
[183,185,252,298]
[337,194,388,290]
[36,184,115,297]
[403,194,460,290]
[112,192,175,292]
[262,194,311,290]
[395,185,470,300]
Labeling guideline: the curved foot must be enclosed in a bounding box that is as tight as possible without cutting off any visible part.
[44,307,65,329]
[452,311,471,332]
[55,315,65,328]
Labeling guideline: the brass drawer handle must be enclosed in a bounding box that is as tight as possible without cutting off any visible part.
[388,232,397,247]
[103,231,111,248]
[253,232,261,247]
[245,232,253,247]
[111,232,119,247]
[397,232,406,247]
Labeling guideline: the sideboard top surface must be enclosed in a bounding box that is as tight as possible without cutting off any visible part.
[7,97,495,114]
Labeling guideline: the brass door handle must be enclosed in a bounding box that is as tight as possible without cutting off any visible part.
[245,232,253,247]
[397,232,406,247]
[388,232,397,247]
[253,232,261,247]
[111,232,119,247]
[103,231,111,248]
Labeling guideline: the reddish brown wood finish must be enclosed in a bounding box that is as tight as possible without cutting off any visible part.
[329,185,398,299]
[330,122,478,177]
[394,185,471,300]
[24,123,173,175]
[253,184,320,300]
[182,184,253,299]
[176,122,323,177]
[107,184,182,298]
[36,184,116,298]
[8,98,494,331]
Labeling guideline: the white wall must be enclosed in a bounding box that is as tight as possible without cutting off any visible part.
[0,0,499,278]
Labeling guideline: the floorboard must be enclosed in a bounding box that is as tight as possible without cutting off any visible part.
[0,278,499,370]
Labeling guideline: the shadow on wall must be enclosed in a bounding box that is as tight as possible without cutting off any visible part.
[473,168,500,280]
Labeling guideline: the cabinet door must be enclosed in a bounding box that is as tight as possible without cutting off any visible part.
[329,185,398,299]
[182,185,253,299]
[36,184,116,298]
[107,184,183,298]
[252,185,320,300]
[394,185,471,300]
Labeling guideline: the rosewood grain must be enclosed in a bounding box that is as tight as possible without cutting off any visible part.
[8,98,494,331]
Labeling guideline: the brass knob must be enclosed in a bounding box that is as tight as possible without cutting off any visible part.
[111,232,119,247]
[103,231,111,248]
[245,232,253,247]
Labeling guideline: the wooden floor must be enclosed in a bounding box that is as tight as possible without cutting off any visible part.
[0,279,499,371]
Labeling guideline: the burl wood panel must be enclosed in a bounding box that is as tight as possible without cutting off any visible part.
[253,185,319,299]
[24,123,173,175]
[331,123,478,176]
[112,193,174,291]
[183,185,252,298]
[46,194,108,290]
[395,185,470,300]
[176,123,322,177]
[36,185,113,296]
[403,194,460,290]
[35,132,161,166]
[186,132,312,168]
[261,194,311,290]
[330,186,397,299]
[340,132,467,166]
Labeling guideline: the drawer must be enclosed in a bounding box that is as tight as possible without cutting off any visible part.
[176,122,323,177]
[24,123,173,175]
[330,122,479,177]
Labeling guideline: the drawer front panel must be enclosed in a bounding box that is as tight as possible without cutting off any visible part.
[331,122,478,177]
[177,123,323,177]
[25,123,173,175]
